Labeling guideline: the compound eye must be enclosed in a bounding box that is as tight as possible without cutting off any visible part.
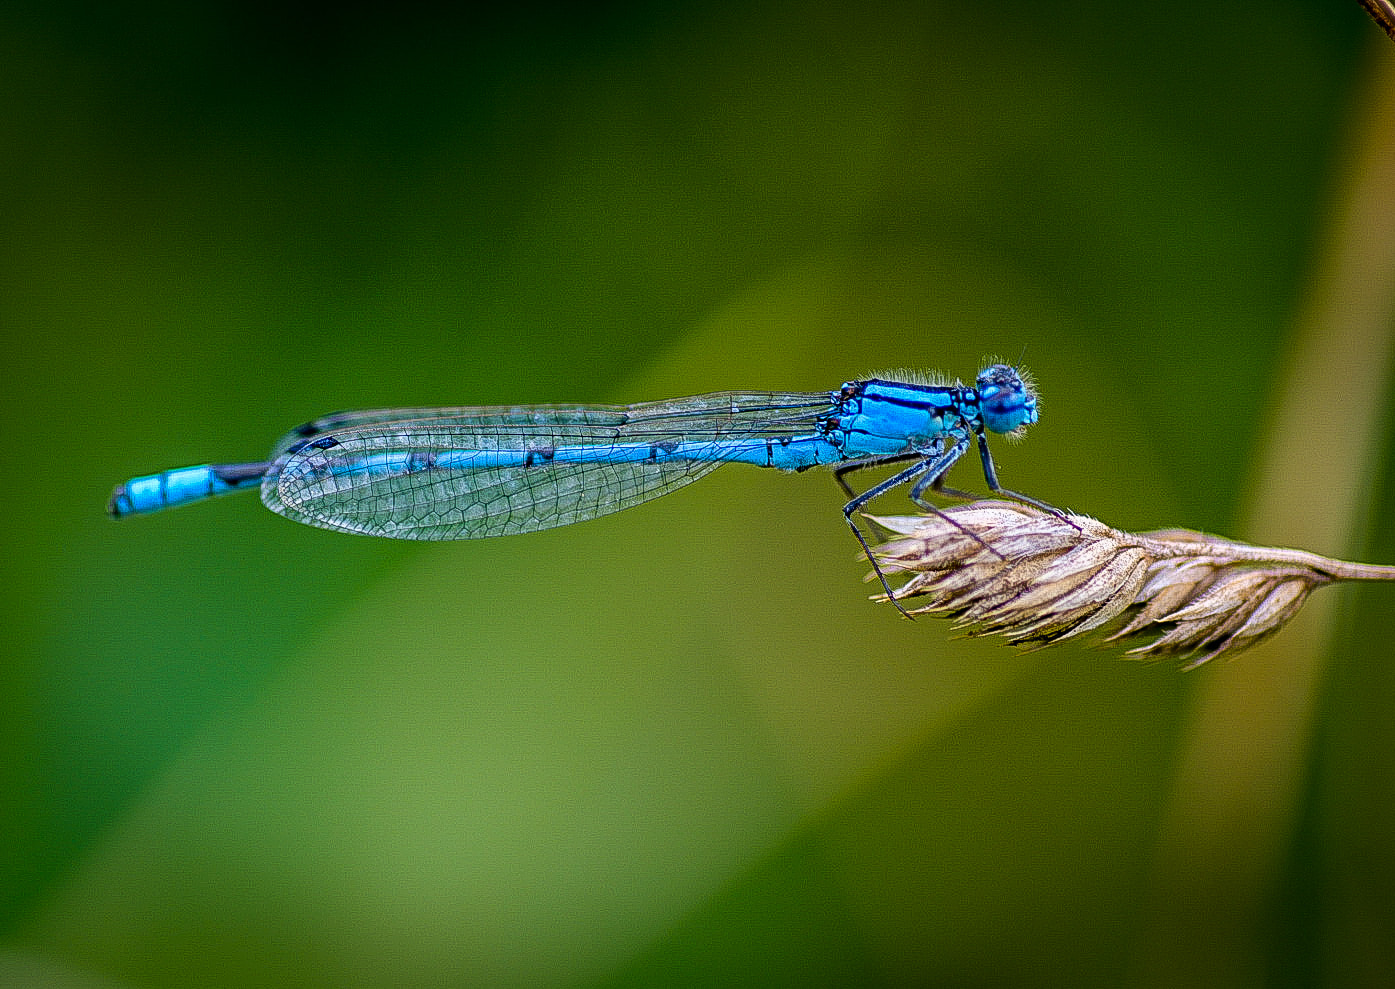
[980,384,1034,433]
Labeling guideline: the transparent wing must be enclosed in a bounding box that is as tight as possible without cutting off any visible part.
[261,392,831,539]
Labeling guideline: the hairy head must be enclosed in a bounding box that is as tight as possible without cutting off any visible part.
[976,364,1038,435]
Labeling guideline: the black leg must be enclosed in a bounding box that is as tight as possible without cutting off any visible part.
[841,438,988,617]
[843,438,968,519]
[904,438,1004,560]
[974,431,1079,528]
[832,452,921,500]
[842,458,936,618]
[927,475,979,501]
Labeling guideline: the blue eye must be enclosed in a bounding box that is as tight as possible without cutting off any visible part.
[976,365,1038,434]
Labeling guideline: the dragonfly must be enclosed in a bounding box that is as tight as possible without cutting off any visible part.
[108,364,1059,612]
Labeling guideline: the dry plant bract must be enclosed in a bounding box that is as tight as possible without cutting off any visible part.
[869,501,1395,667]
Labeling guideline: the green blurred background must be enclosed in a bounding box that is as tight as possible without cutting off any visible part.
[4,1,1394,986]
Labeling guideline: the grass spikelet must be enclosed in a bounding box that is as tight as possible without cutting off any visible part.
[869,501,1395,667]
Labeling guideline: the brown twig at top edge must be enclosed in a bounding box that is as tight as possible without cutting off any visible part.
[1359,0,1395,41]
[868,501,1395,668]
